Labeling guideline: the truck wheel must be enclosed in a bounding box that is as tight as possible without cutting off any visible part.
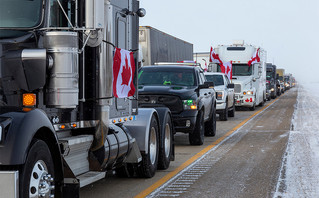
[20,139,55,198]
[138,115,159,178]
[219,101,228,121]
[189,110,204,145]
[158,114,173,170]
[205,106,216,137]
[228,100,235,117]
[249,102,256,111]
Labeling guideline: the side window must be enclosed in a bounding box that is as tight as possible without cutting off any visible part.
[225,75,230,85]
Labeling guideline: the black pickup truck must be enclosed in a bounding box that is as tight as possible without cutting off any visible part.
[138,64,216,145]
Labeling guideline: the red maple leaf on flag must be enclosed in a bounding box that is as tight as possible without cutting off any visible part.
[121,55,131,86]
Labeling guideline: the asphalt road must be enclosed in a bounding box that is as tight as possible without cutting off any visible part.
[80,88,297,198]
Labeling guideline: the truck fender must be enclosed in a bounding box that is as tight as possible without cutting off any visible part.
[0,109,58,165]
[123,108,159,154]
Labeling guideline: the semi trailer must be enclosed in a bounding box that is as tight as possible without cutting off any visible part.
[0,0,174,197]
[139,26,193,66]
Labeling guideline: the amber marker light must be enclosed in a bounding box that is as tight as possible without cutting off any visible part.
[72,123,77,128]
[23,93,36,107]
[190,105,197,110]
[60,125,66,129]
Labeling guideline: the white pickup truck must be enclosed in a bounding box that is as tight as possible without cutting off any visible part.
[205,72,235,121]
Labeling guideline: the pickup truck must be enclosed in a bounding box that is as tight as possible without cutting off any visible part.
[204,72,235,121]
[138,64,216,145]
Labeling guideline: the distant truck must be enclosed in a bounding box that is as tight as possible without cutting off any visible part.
[277,68,285,92]
[211,41,267,110]
[284,73,293,89]
[266,63,277,99]
[139,26,193,66]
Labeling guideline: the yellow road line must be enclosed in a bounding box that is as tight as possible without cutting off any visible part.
[134,98,279,198]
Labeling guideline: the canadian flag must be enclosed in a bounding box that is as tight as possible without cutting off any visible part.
[248,48,260,66]
[224,61,232,80]
[112,48,136,98]
[209,47,222,64]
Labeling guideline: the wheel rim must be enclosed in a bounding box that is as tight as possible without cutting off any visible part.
[149,127,157,165]
[164,123,171,158]
[29,160,54,198]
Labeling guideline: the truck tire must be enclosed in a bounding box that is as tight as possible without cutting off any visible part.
[228,100,235,117]
[219,101,228,121]
[189,110,204,145]
[249,102,256,111]
[20,139,55,198]
[205,105,216,137]
[138,115,159,178]
[158,114,173,170]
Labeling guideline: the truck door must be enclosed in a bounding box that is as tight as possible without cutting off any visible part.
[109,1,132,118]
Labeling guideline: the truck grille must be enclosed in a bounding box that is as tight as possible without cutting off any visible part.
[138,95,183,113]
[234,84,241,93]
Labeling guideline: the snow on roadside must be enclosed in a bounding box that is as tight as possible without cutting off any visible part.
[274,84,319,197]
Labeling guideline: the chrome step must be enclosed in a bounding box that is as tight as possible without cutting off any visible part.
[78,171,106,188]
[60,135,93,176]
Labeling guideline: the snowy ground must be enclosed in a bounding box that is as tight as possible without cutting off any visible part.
[274,83,319,197]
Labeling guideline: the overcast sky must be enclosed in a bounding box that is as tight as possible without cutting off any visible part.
[139,0,319,83]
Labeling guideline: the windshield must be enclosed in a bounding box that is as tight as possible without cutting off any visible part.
[217,63,253,76]
[0,0,43,28]
[138,68,195,86]
[232,64,253,76]
[205,75,224,86]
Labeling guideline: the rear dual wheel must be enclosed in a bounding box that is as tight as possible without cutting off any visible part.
[158,114,173,170]
[138,115,159,178]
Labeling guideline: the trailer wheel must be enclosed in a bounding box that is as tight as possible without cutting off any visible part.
[189,110,204,145]
[20,139,55,198]
[138,115,159,178]
[158,114,173,170]
[205,105,216,137]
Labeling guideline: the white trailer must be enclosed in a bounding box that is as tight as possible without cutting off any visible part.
[211,41,267,110]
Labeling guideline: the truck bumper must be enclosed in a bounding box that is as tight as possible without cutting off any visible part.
[235,95,255,107]
[172,110,197,134]
[216,101,226,114]
[0,171,19,198]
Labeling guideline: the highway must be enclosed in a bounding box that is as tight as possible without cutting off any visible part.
[80,88,297,198]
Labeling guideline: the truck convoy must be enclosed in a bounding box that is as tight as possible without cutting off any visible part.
[139,26,193,66]
[211,41,267,110]
[0,0,174,197]
[266,63,277,99]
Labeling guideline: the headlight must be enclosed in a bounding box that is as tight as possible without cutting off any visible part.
[216,91,224,100]
[243,91,253,95]
[270,88,275,91]
[182,100,197,110]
